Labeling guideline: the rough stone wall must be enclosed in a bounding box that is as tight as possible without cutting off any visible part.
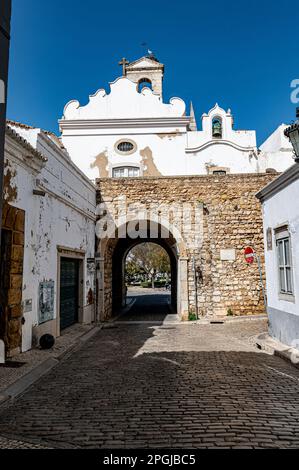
[0,203,25,354]
[96,173,277,319]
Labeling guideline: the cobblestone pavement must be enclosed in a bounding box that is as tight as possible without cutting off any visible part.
[0,436,51,449]
[0,323,94,393]
[120,288,171,322]
[1,319,299,449]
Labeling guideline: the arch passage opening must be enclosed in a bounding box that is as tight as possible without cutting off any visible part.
[111,233,178,321]
[123,243,172,321]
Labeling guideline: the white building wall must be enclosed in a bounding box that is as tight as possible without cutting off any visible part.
[4,127,96,352]
[260,171,299,346]
[60,129,188,180]
[259,124,295,173]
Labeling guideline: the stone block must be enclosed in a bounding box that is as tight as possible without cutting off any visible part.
[10,260,23,274]
[11,245,24,262]
[7,289,22,306]
[14,210,25,232]
[9,304,22,319]
[10,274,23,290]
[1,203,10,226]
[7,319,21,350]
[13,231,24,246]
[4,206,17,229]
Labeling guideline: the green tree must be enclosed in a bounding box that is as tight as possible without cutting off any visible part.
[126,243,171,288]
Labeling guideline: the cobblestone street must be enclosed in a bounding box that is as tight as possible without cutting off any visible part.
[0,318,299,449]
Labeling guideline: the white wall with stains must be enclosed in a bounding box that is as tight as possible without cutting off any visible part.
[59,67,292,180]
[4,125,96,352]
[258,124,295,173]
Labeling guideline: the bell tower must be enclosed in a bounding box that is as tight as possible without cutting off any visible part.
[121,54,165,100]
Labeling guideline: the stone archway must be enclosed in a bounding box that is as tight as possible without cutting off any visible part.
[97,219,189,322]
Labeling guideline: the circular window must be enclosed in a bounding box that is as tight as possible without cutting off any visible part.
[115,139,137,155]
[117,142,134,152]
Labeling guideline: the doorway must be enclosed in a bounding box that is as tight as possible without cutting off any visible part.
[59,257,79,331]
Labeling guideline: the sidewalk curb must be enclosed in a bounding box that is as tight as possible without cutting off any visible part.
[0,326,101,405]
[255,333,299,369]
[0,358,59,402]
[186,315,268,325]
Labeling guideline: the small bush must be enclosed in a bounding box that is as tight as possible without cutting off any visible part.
[227,308,234,317]
[188,311,197,321]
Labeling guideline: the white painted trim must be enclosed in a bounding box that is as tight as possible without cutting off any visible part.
[186,139,256,153]
[59,117,190,131]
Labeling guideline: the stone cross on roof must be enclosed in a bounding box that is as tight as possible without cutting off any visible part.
[119,57,129,76]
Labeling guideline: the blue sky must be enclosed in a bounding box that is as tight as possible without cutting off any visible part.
[7,0,299,145]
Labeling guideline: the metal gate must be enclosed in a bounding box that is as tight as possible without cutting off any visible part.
[60,258,79,331]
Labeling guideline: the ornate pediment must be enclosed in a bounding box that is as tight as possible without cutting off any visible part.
[126,56,164,70]
[62,77,185,120]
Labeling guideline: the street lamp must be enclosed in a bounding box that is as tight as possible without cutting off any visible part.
[284,107,299,163]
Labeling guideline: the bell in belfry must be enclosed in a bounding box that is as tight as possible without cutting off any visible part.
[212,118,222,138]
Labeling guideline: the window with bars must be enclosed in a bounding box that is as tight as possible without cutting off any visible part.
[276,230,294,296]
[112,167,140,178]
[117,142,134,153]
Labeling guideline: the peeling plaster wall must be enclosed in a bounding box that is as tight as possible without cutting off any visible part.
[61,130,188,181]
[60,122,261,179]
[140,146,162,176]
[4,132,96,352]
[90,151,109,178]
[3,160,18,203]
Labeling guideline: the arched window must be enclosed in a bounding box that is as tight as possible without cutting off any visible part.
[212,117,223,138]
[113,166,140,178]
[138,78,153,93]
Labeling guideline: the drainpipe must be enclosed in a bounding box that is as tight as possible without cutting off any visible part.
[0,0,12,247]
[192,257,199,320]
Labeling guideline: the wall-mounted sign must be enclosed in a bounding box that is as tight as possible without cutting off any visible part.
[38,281,55,325]
[267,228,273,251]
[244,246,255,264]
[220,249,236,261]
[87,258,96,274]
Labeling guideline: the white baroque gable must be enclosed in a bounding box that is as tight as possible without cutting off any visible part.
[62,77,185,120]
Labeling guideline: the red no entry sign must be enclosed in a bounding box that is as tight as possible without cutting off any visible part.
[244,246,255,264]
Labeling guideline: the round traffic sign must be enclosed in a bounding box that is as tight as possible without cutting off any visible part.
[244,246,255,264]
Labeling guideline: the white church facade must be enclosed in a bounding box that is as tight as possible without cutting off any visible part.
[59,55,295,180]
